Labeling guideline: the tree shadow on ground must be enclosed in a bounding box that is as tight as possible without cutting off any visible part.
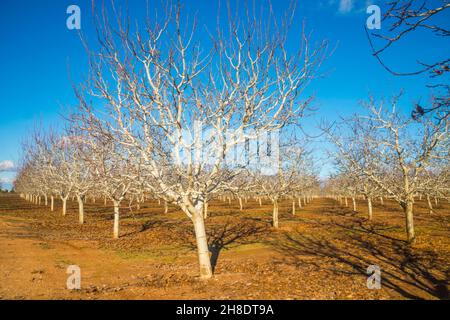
[207,220,269,272]
[317,204,358,217]
[119,218,184,238]
[268,223,449,299]
[181,219,269,273]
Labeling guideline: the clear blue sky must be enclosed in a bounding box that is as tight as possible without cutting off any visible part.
[0,0,448,188]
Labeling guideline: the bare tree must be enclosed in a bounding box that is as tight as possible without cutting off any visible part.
[333,157,381,220]
[82,130,139,238]
[419,164,450,213]
[251,143,312,228]
[71,1,327,278]
[324,95,449,243]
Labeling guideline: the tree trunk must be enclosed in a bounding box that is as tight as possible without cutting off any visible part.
[367,197,373,220]
[298,197,302,208]
[191,211,213,279]
[44,195,48,206]
[405,201,416,244]
[238,197,243,211]
[379,196,384,205]
[352,197,357,211]
[113,200,120,239]
[426,195,433,214]
[104,196,107,206]
[404,200,415,244]
[344,197,348,207]
[61,196,68,216]
[50,196,54,212]
[164,200,168,214]
[77,195,84,224]
[273,200,279,228]
[258,197,262,206]
[203,201,208,219]
[292,200,296,216]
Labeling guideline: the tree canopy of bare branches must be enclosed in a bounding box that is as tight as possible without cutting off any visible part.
[366,0,450,118]
[323,94,449,243]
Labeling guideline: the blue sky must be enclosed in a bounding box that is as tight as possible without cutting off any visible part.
[0,0,448,188]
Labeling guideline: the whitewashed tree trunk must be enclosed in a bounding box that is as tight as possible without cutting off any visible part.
[61,196,68,216]
[292,200,296,215]
[273,200,279,228]
[203,201,208,219]
[50,195,54,212]
[238,197,243,211]
[426,195,433,214]
[367,197,373,220]
[77,195,84,224]
[191,209,213,279]
[113,200,120,239]
[352,197,357,211]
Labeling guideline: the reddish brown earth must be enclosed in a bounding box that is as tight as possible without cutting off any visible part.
[0,193,448,300]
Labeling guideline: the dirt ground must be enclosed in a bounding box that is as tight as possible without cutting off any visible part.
[0,193,448,300]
